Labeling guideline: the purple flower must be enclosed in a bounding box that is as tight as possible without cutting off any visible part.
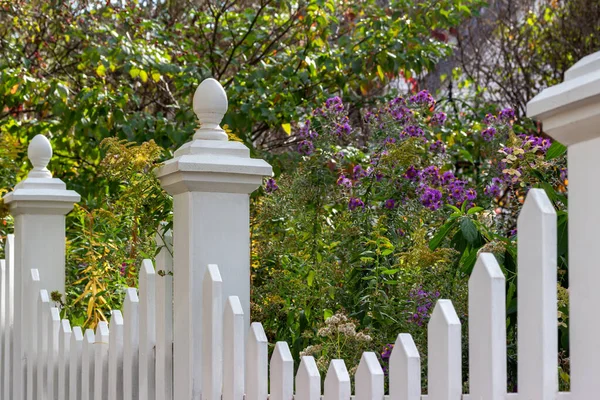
[408,286,441,326]
[420,187,442,210]
[353,165,367,180]
[336,122,351,136]
[402,125,425,138]
[421,165,441,186]
[408,90,435,108]
[560,168,568,182]
[441,171,455,185]
[481,127,497,142]
[499,108,515,122]
[483,113,497,125]
[484,184,501,198]
[431,111,447,126]
[297,140,314,155]
[120,263,127,276]
[336,174,352,188]
[325,96,344,113]
[265,178,279,193]
[405,165,420,181]
[348,197,365,211]
[429,139,445,153]
[384,199,396,209]
[466,188,477,201]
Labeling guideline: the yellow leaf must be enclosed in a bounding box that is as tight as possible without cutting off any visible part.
[139,70,148,83]
[377,65,384,81]
[129,67,140,79]
[65,34,70,43]
[281,123,291,135]
[152,71,161,82]
[96,64,106,77]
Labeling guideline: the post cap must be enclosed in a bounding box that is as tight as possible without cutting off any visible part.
[27,134,53,178]
[192,78,229,141]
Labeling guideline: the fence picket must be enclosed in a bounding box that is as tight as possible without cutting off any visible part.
[389,333,420,400]
[324,359,351,400]
[69,327,83,400]
[154,229,173,400]
[469,253,506,400]
[270,341,294,400]
[355,352,384,400]
[246,322,268,400]
[94,321,109,400]
[203,264,223,400]
[108,310,124,400]
[81,329,95,400]
[58,319,72,400]
[26,269,40,400]
[123,288,140,400]
[3,234,14,400]
[37,290,50,400]
[0,259,5,399]
[139,260,156,400]
[428,300,461,400]
[46,307,60,400]
[295,356,320,400]
[223,296,244,400]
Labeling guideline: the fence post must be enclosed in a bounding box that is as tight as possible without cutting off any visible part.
[2,134,80,400]
[156,78,272,400]
[527,50,600,398]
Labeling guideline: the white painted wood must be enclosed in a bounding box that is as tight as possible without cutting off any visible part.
[428,300,461,400]
[37,290,50,400]
[203,264,223,400]
[295,356,320,400]
[123,288,140,400]
[223,296,244,400]
[246,322,268,400]
[46,307,61,400]
[94,321,110,400]
[0,259,5,399]
[3,234,14,400]
[58,319,72,400]
[469,253,506,400]
[517,188,558,400]
[389,333,420,400]
[270,341,294,400]
[26,269,40,400]
[139,260,156,400]
[324,359,351,400]
[81,329,95,400]
[154,229,173,400]
[108,310,124,400]
[69,327,83,400]
[355,352,384,400]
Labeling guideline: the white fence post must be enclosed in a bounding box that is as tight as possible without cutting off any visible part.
[154,229,173,400]
[155,78,272,400]
[2,234,13,400]
[36,290,50,399]
[428,300,461,400]
[203,264,223,400]
[46,307,61,400]
[389,333,420,400]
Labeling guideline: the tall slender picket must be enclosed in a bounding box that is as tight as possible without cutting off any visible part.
[469,253,507,400]
[26,269,40,400]
[203,264,223,400]
[0,259,5,399]
[246,322,268,400]
[270,341,294,400]
[81,329,95,400]
[58,319,72,400]
[389,333,420,400]
[37,290,50,399]
[223,296,244,400]
[46,307,61,400]
[70,327,83,400]
[355,352,384,400]
[428,300,461,400]
[295,356,321,400]
[3,234,14,400]
[108,310,124,400]
[517,189,558,399]
[94,321,109,400]
[154,229,173,400]
[123,288,140,400]
[324,360,351,400]
[139,260,156,400]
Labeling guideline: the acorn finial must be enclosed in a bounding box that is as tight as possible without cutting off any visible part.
[27,135,53,178]
[192,78,229,141]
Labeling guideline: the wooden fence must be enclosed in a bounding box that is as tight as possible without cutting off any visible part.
[2,50,600,399]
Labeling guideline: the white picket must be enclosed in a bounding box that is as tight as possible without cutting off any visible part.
[469,253,506,400]
[295,356,320,400]
[108,310,124,400]
[37,290,50,399]
[58,319,72,400]
[139,260,156,400]
[223,296,244,400]
[81,328,95,400]
[246,322,268,400]
[26,269,40,400]
[0,259,5,399]
[94,321,109,400]
[46,307,60,400]
[123,288,140,400]
[517,188,558,399]
[270,341,294,400]
[428,299,461,400]
[203,264,223,400]
[69,327,83,400]
[389,333,420,400]
[154,229,173,400]
[355,352,384,400]
[3,234,14,400]
[324,359,351,400]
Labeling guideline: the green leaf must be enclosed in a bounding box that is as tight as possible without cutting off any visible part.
[546,141,567,161]
[429,220,456,250]
[460,218,478,244]
[324,309,333,320]
[467,206,483,215]
[307,270,315,287]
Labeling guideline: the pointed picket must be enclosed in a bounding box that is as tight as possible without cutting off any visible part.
[295,356,320,400]
[94,321,109,400]
[223,296,244,400]
[139,260,156,400]
[355,352,384,400]
[270,341,294,400]
[428,299,462,400]
[58,319,72,400]
[37,290,50,399]
[81,328,95,400]
[203,264,223,400]
[246,322,268,400]
[517,188,558,399]
[46,307,61,400]
[26,269,40,400]
[469,253,506,400]
[389,333,420,400]
[108,310,124,400]
[3,234,14,400]
[0,259,5,399]
[154,229,173,400]
[123,288,140,400]
[324,359,351,400]
[69,327,83,400]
